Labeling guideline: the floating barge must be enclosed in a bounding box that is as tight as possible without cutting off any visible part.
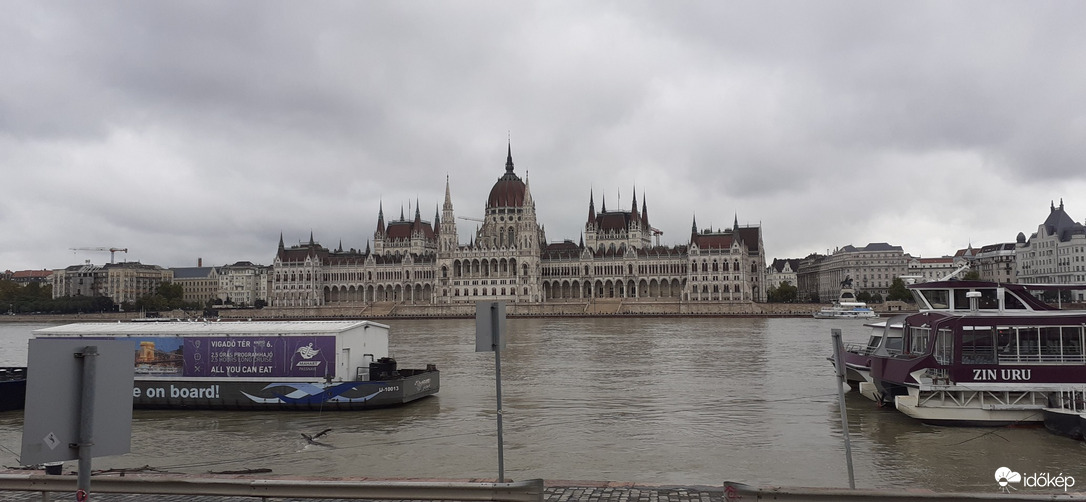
[32,320,438,411]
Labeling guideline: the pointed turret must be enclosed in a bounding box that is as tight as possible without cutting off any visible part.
[734,213,739,231]
[443,176,454,210]
[278,232,285,251]
[523,175,534,210]
[587,190,597,225]
[631,188,639,221]
[440,175,458,253]
[641,192,649,227]
[505,141,514,173]
[376,202,386,235]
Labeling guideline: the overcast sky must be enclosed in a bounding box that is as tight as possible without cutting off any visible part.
[4,1,1086,272]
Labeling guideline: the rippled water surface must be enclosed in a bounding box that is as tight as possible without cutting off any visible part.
[2,318,1085,492]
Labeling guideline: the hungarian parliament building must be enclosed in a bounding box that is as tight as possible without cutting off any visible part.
[270,146,767,307]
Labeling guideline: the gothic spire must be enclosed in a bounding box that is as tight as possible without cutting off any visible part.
[505,141,514,173]
[443,175,454,210]
[587,190,596,225]
[376,201,386,235]
[641,191,649,227]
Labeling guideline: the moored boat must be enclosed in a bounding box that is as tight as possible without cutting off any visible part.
[838,315,905,401]
[862,280,1086,426]
[813,282,878,319]
[31,320,439,411]
[0,367,27,411]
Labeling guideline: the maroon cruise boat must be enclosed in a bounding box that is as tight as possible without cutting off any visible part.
[854,280,1086,426]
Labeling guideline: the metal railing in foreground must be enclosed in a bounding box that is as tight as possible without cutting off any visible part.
[0,474,544,501]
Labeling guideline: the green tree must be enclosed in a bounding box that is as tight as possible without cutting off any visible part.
[887,278,912,302]
[775,282,797,303]
[962,269,981,280]
[856,291,873,303]
[766,284,778,302]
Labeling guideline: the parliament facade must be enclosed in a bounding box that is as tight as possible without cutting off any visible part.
[270,146,766,308]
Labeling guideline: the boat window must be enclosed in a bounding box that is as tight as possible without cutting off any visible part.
[996,327,1017,357]
[1062,327,1084,361]
[996,325,1086,363]
[953,289,969,310]
[1003,293,1027,310]
[885,336,903,354]
[908,326,930,355]
[1017,327,1041,359]
[977,289,999,309]
[961,327,996,364]
[920,290,949,310]
[934,329,953,365]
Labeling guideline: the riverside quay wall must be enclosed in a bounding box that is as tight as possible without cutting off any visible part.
[217,300,825,319]
[1,301,908,323]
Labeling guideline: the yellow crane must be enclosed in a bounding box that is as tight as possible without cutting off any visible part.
[70,247,128,264]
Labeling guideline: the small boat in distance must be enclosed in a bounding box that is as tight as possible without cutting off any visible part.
[31,320,439,411]
[813,279,878,319]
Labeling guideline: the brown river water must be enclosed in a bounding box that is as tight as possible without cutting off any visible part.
[2,317,1085,493]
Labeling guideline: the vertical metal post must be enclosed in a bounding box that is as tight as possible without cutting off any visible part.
[76,346,99,500]
[491,304,505,482]
[830,330,855,489]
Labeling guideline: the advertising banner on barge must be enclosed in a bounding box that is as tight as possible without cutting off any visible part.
[130,336,335,379]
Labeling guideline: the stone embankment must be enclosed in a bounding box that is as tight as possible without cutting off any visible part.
[0,301,919,323]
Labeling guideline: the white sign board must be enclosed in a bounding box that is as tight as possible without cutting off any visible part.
[21,339,134,465]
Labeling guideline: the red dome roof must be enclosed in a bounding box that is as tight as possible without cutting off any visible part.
[487,144,526,208]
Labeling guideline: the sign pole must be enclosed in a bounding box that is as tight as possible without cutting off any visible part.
[76,346,99,500]
[491,303,505,483]
[830,329,856,489]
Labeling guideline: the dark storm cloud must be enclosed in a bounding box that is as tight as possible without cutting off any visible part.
[3,1,1086,270]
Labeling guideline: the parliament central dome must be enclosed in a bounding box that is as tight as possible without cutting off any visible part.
[487,144,526,208]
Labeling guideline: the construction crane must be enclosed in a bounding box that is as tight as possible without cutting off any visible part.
[457,216,484,223]
[70,247,128,264]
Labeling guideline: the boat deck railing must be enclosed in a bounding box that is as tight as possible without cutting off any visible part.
[843,342,875,355]
[996,354,1086,364]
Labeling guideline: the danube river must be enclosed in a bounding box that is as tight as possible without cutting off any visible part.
[2,317,1084,493]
